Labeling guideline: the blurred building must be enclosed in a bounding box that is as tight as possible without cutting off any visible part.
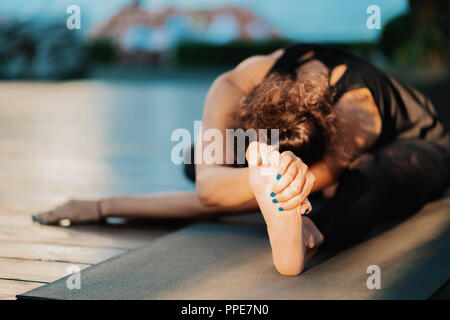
[90,2,278,64]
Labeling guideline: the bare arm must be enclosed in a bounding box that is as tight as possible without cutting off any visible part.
[34,193,260,225]
[195,51,283,207]
[33,53,284,224]
[100,192,259,218]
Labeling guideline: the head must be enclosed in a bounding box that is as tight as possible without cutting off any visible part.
[234,72,336,165]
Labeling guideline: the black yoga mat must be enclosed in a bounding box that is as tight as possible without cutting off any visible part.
[17,198,450,300]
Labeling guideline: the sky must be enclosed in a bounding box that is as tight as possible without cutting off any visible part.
[0,0,409,42]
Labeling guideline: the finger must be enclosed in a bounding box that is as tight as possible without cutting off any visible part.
[271,160,299,195]
[276,193,304,211]
[32,211,49,225]
[298,198,312,215]
[34,210,59,225]
[297,172,316,205]
[246,141,261,167]
[274,162,307,203]
[277,151,295,179]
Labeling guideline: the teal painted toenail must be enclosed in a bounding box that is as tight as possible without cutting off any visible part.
[272,199,278,203]
[31,215,36,222]
[270,192,276,197]
[278,207,284,211]
[276,174,281,180]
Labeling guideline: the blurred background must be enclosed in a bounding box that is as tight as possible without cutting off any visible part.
[0,0,448,199]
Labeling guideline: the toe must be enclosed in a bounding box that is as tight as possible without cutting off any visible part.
[246,141,261,167]
[258,143,270,165]
[269,150,281,167]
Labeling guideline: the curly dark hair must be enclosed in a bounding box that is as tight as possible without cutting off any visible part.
[234,72,336,165]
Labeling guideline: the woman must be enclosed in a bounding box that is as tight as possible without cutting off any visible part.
[34,44,450,276]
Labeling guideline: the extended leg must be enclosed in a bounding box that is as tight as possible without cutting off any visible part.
[309,139,450,251]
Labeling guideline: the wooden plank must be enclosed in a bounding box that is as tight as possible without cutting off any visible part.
[0,212,32,226]
[0,257,90,283]
[0,197,66,216]
[0,198,185,250]
[0,210,184,248]
[0,279,44,300]
[0,80,203,300]
[0,242,126,264]
[0,221,169,250]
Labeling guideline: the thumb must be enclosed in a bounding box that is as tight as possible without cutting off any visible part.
[298,198,312,215]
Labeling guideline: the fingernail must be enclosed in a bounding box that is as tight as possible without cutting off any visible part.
[31,215,36,222]
[276,174,281,180]
[270,192,276,197]
[278,207,284,211]
[272,199,279,203]
[38,220,44,225]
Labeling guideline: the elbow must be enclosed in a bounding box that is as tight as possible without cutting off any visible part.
[196,179,217,207]
[196,179,239,207]
[197,190,215,207]
[197,187,231,207]
[195,168,221,207]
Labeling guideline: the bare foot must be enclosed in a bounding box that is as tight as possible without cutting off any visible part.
[247,142,312,275]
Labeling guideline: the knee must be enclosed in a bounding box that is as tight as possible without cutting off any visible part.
[344,153,388,189]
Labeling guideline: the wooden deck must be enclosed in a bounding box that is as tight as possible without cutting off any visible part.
[1,79,448,300]
[0,197,184,299]
[0,80,206,299]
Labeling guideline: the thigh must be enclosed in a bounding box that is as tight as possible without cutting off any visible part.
[308,150,390,249]
[309,138,450,251]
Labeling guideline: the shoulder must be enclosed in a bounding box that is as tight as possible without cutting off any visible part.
[322,88,382,176]
[334,87,382,143]
[225,49,284,94]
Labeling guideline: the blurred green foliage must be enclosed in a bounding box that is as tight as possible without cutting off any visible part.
[175,0,449,68]
[174,40,378,66]
[2,0,447,78]
[174,40,291,66]
[84,37,116,64]
[380,0,449,67]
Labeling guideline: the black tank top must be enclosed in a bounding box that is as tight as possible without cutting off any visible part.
[268,43,447,149]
